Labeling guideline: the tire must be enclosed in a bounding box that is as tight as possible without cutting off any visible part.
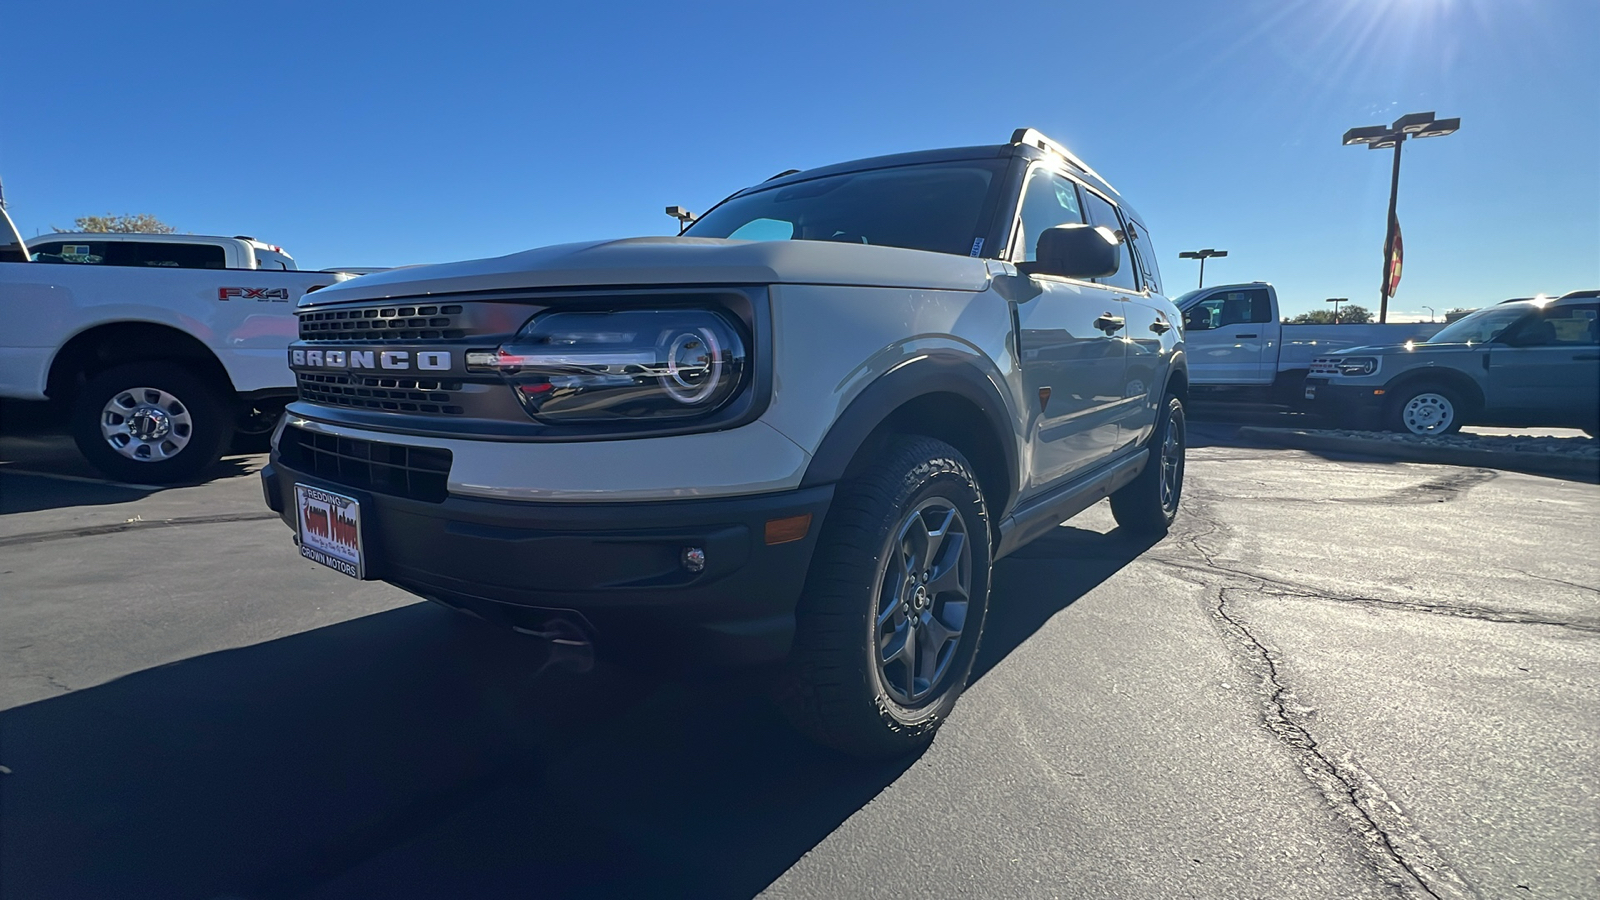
[1385,382,1465,435]
[1110,394,1186,536]
[231,398,286,453]
[71,362,233,484]
[776,435,992,758]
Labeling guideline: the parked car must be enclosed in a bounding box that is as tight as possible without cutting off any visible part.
[0,206,354,482]
[261,128,1188,757]
[1303,291,1600,435]
[1174,282,1441,400]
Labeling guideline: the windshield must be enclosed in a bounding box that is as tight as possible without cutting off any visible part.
[1427,305,1531,344]
[1172,289,1206,308]
[685,160,1004,258]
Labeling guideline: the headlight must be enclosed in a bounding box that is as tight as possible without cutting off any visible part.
[1336,357,1379,376]
[468,309,748,423]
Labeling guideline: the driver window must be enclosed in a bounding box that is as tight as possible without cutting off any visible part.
[1507,305,1599,346]
[1013,169,1083,263]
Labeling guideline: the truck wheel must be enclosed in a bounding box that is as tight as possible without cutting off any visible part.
[1110,394,1186,535]
[1385,383,1464,436]
[71,362,233,484]
[776,436,992,758]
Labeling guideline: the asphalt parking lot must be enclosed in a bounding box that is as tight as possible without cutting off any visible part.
[2,403,1596,900]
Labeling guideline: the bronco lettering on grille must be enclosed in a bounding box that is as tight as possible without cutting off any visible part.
[291,349,452,371]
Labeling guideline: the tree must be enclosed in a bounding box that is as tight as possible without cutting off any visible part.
[1288,304,1374,325]
[56,213,176,234]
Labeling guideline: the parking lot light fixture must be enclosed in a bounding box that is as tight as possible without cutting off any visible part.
[1326,297,1347,324]
[1423,305,1435,323]
[1343,111,1461,324]
[1178,248,1228,289]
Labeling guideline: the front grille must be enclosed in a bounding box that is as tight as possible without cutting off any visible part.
[299,303,467,341]
[297,372,466,415]
[1309,357,1339,375]
[278,425,452,503]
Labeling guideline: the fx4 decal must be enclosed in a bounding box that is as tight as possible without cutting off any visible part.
[219,287,291,302]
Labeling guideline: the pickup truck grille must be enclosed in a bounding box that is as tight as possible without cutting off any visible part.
[1309,357,1340,375]
[277,424,451,503]
[299,303,468,342]
[297,373,466,415]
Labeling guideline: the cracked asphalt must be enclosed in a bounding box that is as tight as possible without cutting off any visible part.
[1,410,1596,899]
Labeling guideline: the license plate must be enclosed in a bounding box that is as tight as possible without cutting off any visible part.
[294,483,365,579]
[1304,385,1318,400]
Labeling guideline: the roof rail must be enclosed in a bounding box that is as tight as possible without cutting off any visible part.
[1010,128,1110,188]
[765,169,801,182]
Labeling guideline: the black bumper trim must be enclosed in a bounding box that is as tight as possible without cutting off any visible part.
[264,459,833,665]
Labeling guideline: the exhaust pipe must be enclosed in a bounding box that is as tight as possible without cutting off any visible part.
[512,616,595,674]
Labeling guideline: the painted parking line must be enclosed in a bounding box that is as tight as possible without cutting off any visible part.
[0,467,168,492]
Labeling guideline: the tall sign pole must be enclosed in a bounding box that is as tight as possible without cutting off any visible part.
[1378,137,1404,324]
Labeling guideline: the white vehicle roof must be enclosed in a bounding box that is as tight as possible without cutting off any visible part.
[32,231,292,256]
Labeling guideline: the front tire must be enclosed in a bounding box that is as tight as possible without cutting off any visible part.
[1385,383,1464,435]
[71,362,233,484]
[776,436,992,758]
[1110,394,1186,535]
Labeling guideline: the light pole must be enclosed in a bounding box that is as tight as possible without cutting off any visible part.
[1178,248,1228,289]
[1326,297,1347,324]
[1342,111,1460,324]
[1422,305,1435,323]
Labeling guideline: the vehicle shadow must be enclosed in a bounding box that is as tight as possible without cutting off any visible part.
[1,400,260,514]
[0,525,1154,900]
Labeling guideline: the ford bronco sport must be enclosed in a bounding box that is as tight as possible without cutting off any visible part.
[262,129,1189,757]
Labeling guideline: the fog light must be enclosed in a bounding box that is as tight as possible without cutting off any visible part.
[682,547,706,573]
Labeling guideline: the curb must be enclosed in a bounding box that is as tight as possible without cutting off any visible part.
[1236,427,1600,483]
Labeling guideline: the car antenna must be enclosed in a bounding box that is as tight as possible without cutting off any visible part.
[665,206,697,235]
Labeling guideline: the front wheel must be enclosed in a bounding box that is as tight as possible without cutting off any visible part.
[1110,394,1186,535]
[1385,383,1464,435]
[776,436,992,758]
[71,362,233,484]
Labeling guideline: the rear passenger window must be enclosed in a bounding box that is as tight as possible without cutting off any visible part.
[1013,168,1084,263]
[32,241,110,264]
[1081,191,1140,292]
[1130,221,1162,295]
[125,242,226,269]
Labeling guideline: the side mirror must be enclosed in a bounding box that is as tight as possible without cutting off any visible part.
[1184,311,1213,331]
[1027,224,1120,279]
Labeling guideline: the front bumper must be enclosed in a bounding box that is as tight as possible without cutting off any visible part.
[262,456,833,666]
[1302,378,1384,428]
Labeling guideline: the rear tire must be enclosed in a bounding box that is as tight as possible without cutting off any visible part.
[776,436,992,758]
[1110,394,1186,536]
[71,362,233,484]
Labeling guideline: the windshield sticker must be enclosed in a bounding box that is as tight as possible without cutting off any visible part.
[969,237,984,257]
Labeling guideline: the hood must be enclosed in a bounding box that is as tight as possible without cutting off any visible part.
[301,237,992,306]
[1322,341,1483,357]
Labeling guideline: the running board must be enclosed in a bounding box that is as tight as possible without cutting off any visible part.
[994,449,1148,560]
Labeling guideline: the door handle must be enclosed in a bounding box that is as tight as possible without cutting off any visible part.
[1234,333,1258,339]
[1150,319,1172,334]
[1094,314,1126,333]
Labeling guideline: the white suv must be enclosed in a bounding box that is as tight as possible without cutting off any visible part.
[263,129,1189,756]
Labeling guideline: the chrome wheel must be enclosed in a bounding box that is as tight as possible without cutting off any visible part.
[1401,392,1455,435]
[1160,409,1185,515]
[100,387,194,461]
[875,497,972,706]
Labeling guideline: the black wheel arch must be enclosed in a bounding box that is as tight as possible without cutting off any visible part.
[47,321,236,403]
[1383,367,1483,414]
[800,352,1019,539]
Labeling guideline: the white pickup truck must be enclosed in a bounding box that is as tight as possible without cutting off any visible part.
[1175,282,1442,399]
[0,207,352,482]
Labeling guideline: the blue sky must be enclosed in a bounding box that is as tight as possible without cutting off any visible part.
[2,0,1594,320]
